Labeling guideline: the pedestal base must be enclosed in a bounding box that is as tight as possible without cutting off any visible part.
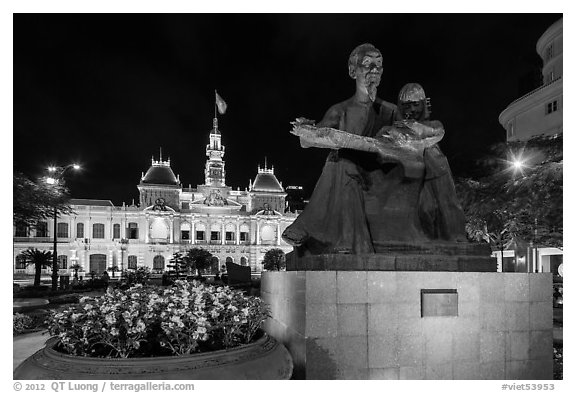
[262,269,553,380]
[287,241,496,272]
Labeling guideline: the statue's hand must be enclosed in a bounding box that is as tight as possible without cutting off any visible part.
[292,117,316,127]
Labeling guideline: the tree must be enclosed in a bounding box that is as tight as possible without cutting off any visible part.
[457,133,563,251]
[167,251,189,278]
[13,172,74,227]
[20,248,53,287]
[185,248,212,277]
[262,248,286,271]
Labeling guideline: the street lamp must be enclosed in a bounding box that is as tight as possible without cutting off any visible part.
[46,164,81,291]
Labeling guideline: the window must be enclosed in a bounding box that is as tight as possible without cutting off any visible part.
[153,255,165,270]
[57,255,68,270]
[546,100,558,115]
[507,122,515,139]
[35,222,48,237]
[89,254,107,274]
[240,231,249,242]
[76,223,84,238]
[181,230,190,240]
[127,223,138,239]
[211,231,221,241]
[93,223,105,239]
[113,224,121,239]
[127,255,138,269]
[196,231,205,241]
[15,254,27,269]
[225,231,235,241]
[546,43,554,61]
[57,223,69,238]
[15,224,28,237]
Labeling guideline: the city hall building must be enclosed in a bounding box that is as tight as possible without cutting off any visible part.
[13,118,298,276]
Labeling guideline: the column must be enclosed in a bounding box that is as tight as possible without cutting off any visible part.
[191,221,196,245]
[256,220,261,245]
[236,220,240,245]
[277,221,281,245]
[169,218,174,243]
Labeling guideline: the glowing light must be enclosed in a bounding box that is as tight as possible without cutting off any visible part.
[46,177,56,185]
[48,166,57,172]
[513,160,524,170]
[73,164,81,170]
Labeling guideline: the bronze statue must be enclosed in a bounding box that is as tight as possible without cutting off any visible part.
[282,43,398,254]
[394,83,467,242]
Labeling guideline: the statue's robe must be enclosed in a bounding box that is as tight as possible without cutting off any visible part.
[282,96,397,254]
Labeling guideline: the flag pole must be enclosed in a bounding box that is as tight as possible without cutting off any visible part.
[214,89,218,119]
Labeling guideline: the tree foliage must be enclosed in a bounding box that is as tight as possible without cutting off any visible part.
[20,248,53,287]
[185,248,213,276]
[167,251,189,278]
[457,133,562,250]
[262,248,286,271]
[13,171,75,227]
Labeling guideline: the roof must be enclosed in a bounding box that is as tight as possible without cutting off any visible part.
[251,167,284,193]
[141,160,180,186]
[70,199,115,207]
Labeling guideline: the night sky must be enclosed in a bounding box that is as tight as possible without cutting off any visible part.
[13,14,561,205]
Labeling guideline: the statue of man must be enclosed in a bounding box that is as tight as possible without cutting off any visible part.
[282,43,398,254]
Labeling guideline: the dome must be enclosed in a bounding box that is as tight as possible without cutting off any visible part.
[251,165,284,193]
[141,159,180,186]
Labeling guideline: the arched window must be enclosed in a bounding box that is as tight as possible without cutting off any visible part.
[181,222,191,240]
[89,254,107,274]
[196,223,206,242]
[93,223,105,239]
[226,256,233,264]
[240,224,250,243]
[209,257,219,275]
[76,223,84,239]
[113,224,121,239]
[57,255,68,270]
[57,223,69,238]
[153,255,165,271]
[127,255,138,269]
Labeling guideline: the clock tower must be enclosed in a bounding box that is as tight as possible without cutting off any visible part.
[205,117,226,187]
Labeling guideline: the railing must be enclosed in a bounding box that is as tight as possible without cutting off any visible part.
[508,76,562,107]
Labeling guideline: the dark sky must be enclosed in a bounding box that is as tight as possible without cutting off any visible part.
[13,14,561,205]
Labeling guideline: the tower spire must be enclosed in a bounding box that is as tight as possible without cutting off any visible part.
[159,147,162,162]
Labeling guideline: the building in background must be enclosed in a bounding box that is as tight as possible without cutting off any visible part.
[14,117,297,276]
[497,17,563,275]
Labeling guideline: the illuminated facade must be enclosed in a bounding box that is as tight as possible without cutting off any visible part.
[496,18,563,275]
[13,118,297,275]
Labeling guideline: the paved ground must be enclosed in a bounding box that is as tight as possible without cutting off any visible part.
[13,330,50,372]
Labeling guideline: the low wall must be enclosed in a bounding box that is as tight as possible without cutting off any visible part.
[262,271,552,380]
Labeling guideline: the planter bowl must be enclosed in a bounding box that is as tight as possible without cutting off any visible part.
[14,333,292,380]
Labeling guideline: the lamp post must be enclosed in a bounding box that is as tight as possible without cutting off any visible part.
[46,164,80,291]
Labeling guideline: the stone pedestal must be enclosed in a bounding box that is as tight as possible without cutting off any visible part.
[262,270,553,380]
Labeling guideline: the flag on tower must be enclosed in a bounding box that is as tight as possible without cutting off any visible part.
[215,91,227,115]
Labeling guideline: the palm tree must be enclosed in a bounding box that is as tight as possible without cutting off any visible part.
[20,248,53,287]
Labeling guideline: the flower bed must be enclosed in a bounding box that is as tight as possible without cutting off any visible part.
[48,280,270,358]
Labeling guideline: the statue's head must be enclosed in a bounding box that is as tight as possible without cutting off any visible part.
[348,43,383,101]
[398,83,431,121]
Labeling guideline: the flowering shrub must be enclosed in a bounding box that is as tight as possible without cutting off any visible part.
[47,280,270,358]
[13,313,33,335]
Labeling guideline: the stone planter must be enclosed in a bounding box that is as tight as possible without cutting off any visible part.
[14,333,293,380]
